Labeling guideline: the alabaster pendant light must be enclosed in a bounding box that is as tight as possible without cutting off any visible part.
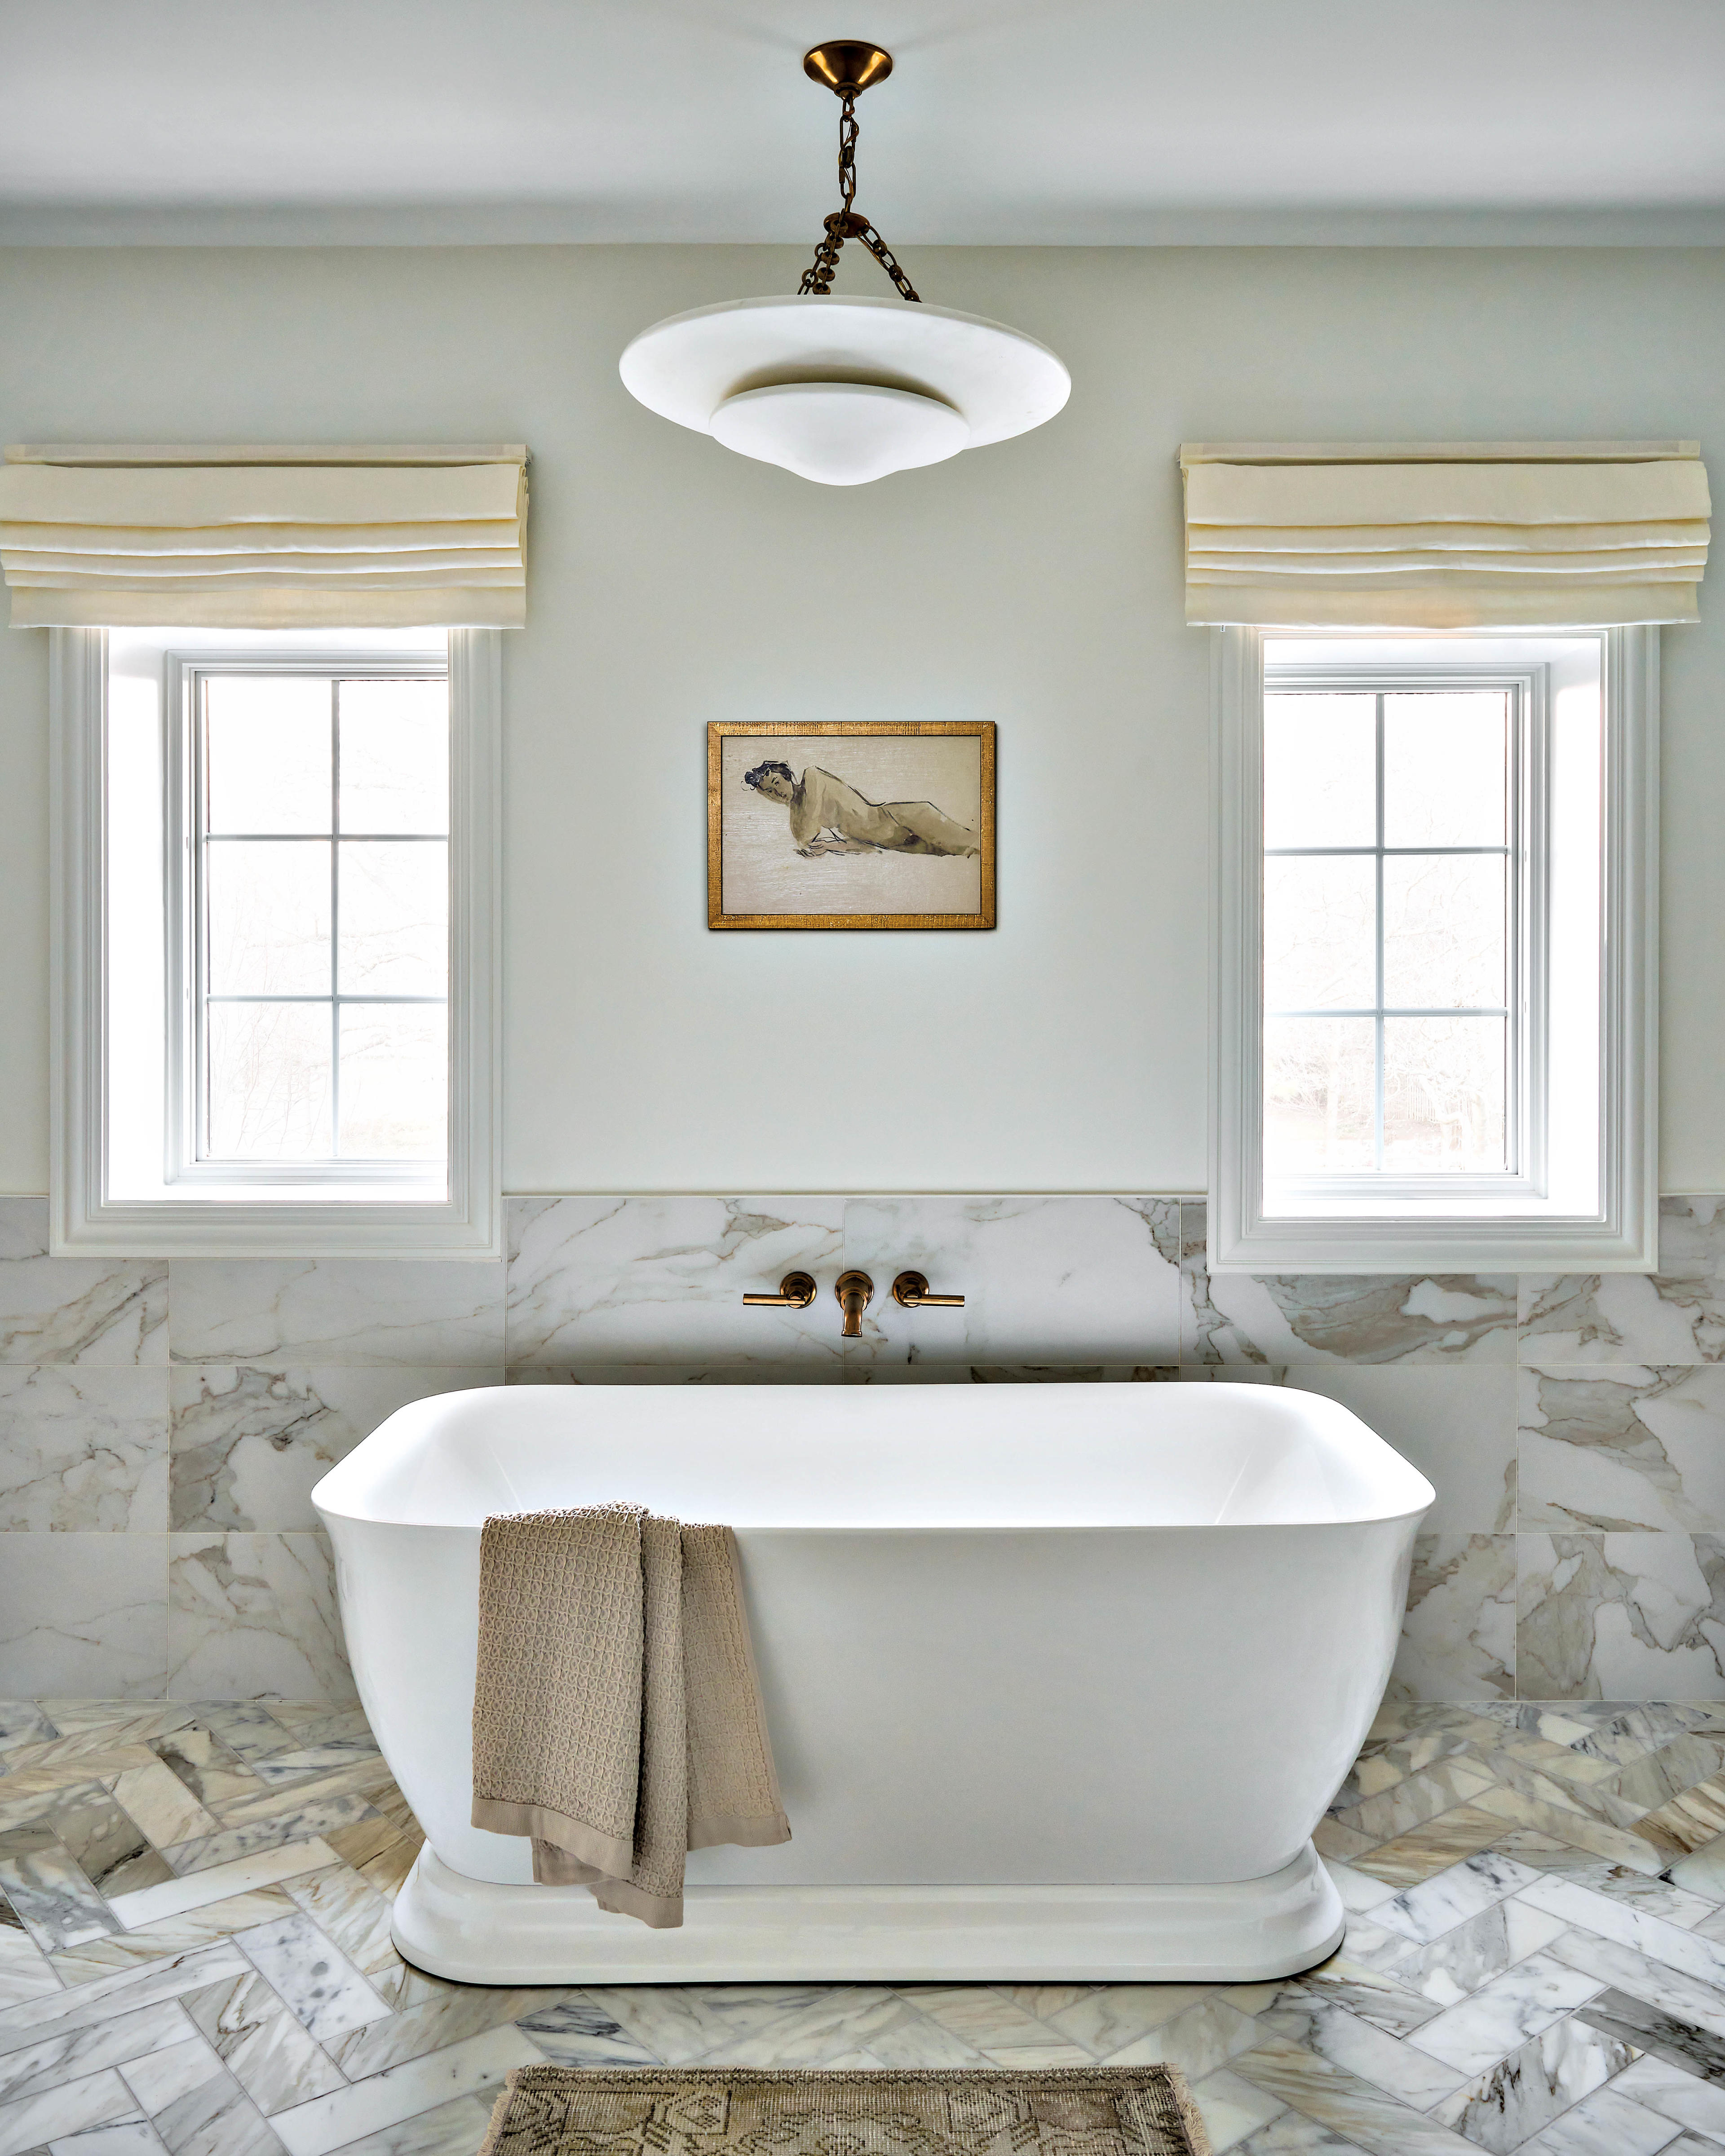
[619,41,1071,486]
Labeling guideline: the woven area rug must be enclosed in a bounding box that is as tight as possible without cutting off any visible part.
[479,2064,1211,2156]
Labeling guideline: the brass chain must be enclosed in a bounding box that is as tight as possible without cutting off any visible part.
[797,90,920,302]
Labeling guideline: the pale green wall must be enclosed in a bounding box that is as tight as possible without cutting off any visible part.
[0,244,1721,1193]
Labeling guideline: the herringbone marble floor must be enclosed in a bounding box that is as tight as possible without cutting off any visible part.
[9,1702,1725,2156]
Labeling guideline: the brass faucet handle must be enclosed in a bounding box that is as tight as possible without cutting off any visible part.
[833,1269,875,1338]
[742,1271,818,1309]
[892,1270,964,1309]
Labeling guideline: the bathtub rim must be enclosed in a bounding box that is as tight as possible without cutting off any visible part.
[312,1379,1437,1533]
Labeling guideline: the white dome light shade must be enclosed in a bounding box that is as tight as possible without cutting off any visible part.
[619,294,1070,484]
[709,381,968,486]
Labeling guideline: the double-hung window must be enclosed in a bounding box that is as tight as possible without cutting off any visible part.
[1211,627,1658,1271]
[53,624,501,1255]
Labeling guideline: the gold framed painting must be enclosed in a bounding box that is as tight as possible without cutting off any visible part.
[708,720,997,931]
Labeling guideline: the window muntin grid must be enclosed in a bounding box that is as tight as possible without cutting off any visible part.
[1261,682,1524,1181]
[192,671,450,1165]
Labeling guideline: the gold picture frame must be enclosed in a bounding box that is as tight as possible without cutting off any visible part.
[708,720,997,931]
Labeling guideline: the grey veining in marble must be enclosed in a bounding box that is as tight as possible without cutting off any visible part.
[231,1911,389,2043]
[1521,1199,1725,1365]
[0,1825,119,1952]
[1406,1948,1605,2074]
[0,1199,167,1367]
[1388,1534,1516,1702]
[505,1195,847,1374]
[168,1367,500,1533]
[842,1196,1181,1366]
[1431,2016,1635,2155]
[166,1536,351,1702]
[0,1369,168,1533]
[1521,1363,1725,1533]
[1180,1205,1517,1365]
[118,2027,284,2156]
[1519,1531,1725,1701]
[168,1258,504,1371]
[0,1536,168,1698]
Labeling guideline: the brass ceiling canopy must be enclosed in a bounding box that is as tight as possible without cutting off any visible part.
[802,42,893,97]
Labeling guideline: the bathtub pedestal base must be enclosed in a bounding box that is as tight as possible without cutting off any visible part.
[392,1841,1345,1985]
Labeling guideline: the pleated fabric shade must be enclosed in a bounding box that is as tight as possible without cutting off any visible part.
[0,446,529,627]
[1181,442,1710,628]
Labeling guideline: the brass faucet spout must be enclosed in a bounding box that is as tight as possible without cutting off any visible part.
[834,1270,874,1339]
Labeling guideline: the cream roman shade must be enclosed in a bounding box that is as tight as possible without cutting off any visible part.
[1181,442,1710,628]
[0,445,528,627]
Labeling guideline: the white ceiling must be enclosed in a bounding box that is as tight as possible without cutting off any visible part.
[3,0,1723,246]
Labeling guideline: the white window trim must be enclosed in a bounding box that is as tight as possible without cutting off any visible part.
[1209,623,1659,1273]
[49,625,502,1258]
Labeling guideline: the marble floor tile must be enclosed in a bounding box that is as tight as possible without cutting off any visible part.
[1406,1949,1605,2074]
[1185,2067,1287,2155]
[0,2064,143,2156]
[118,2029,283,2156]
[190,1706,296,1766]
[1633,1775,1725,1862]
[1548,1928,1725,2041]
[1371,1849,1541,1944]
[146,1725,261,1813]
[1518,1873,1725,1990]
[231,1912,389,2043]
[164,1807,378,1878]
[1472,1781,1670,1874]
[0,1782,168,1902]
[0,1368,168,1533]
[48,2121,174,2156]
[1231,2118,1363,2156]
[1290,1956,1442,2035]
[280,1866,399,1992]
[1228,2034,1479,2154]
[50,1886,305,1984]
[1432,2015,1634,2153]
[181,1969,346,2113]
[1335,1756,1497,1843]
[513,1994,659,2069]
[1613,2051,1725,2140]
[1349,1803,1510,1886]
[1045,1984,1215,2056]
[0,1942,250,2055]
[0,1200,167,1366]
[1389,1895,1570,2009]
[1578,1985,1725,2083]
[107,1838,341,1929]
[109,1762,219,1857]
[215,1759,398,1828]
[323,1983,549,2078]
[304,2093,495,2156]
[1098,1997,1260,2081]
[898,1987,1086,2058]
[0,1702,58,1754]
[0,1825,119,1952]
[1252,1989,1465,2105]
[1494,1842,1718,1926]
[0,1914,61,2008]
[266,2023,541,2156]
[0,1997,192,2107]
[1513,2080,1686,2154]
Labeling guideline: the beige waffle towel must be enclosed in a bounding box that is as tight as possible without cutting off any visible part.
[470,1503,791,1928]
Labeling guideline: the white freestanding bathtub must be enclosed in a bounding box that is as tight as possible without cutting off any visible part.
[313,1382,1431,1985]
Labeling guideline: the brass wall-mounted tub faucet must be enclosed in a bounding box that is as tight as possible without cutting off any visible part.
[834,1270,875,1337]
[892,1271,965,1309]
[741,1272,818,1308]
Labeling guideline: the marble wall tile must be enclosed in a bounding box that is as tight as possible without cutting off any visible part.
[841,1196,1181,1366]
[0,1198,166,1366]
[168,1257,504,1369]
[505,1195,847,1375]
[1520,1200,1725,1365]
[0,1533,167,1696]
[0,1368,168,1532]
[167,1533,353,1701]
[168,1366,502,1532]
[1178,1366,1515,1536]
[1180,1204,1517,1367]
[1518,1532,1725,1701]
[1521,1365,1725,1534]
[1388,1535,1516,1703]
